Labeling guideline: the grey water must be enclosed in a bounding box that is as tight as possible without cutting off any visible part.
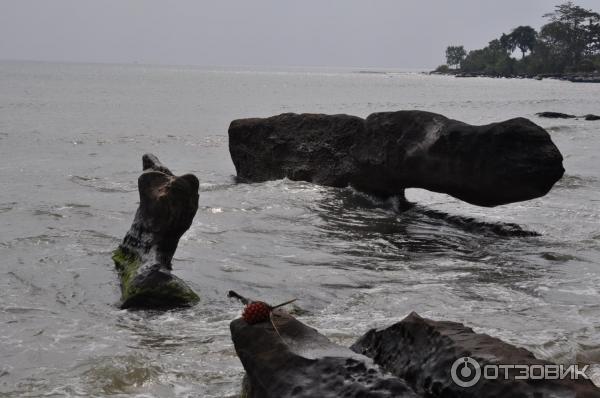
[0,61,599,397]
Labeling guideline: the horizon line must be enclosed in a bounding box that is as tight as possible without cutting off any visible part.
[0,57,433,73]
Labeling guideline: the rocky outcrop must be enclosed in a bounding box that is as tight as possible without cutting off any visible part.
[432,70,600,83]
[229,111,564,207]
[568,75,600,83]
[352,312,600,398]
[536,112,577,119]
[231,311,600,398]
[585,114,600,121]
[230,311,418,398]
[112,154,200,309]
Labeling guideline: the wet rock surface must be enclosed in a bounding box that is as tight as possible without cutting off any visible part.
[112,154,200,309]
[351,312,600,398]
[229,113,364,188]
[229,110,564,207]
[230,311,418,398]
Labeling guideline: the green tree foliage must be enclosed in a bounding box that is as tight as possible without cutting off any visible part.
[445,46,467,68]
[442,1,600,76]
[461,39,514,75]
[542,1,600,66]
[500,33,515,53]
[509,26,538,58]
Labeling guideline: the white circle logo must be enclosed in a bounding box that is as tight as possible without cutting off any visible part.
[451,357,481,387]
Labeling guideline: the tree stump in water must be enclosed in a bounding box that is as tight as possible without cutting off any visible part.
[112,154,200,309]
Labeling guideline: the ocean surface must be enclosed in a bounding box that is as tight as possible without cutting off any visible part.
[1,61,599,397]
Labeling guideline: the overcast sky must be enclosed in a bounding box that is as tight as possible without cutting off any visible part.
[1,0,598,69]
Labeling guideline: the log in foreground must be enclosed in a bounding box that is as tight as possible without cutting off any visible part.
[229,111,564,207]
[231,312,600,398]
[352,312,600,398]
[112,154,200,309]
[230,311,418,398]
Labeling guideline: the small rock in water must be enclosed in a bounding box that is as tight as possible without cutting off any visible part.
[536,112,577,119]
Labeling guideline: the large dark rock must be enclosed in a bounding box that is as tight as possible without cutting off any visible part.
[229,111,564,207]
[351,312,600,398]
[584,114,600,121]
[230,311,418,398]
[112,154,200,309]
[358,111,564,205]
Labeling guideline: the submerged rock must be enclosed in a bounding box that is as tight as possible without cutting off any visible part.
[536,112,600,121]
[112,154,200,309]
[230,311,418,398]
[417,206,539,237]
[536,112,577,119]
[352,312,600,398]
[229,111,564,207]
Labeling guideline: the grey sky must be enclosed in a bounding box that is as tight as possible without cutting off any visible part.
[1,0,598,69]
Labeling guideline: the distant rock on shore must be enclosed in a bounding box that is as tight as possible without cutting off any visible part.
[430,70,600,83]
[568,74,600,83]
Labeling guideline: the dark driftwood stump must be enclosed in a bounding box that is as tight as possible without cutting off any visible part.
[112,154,200,309]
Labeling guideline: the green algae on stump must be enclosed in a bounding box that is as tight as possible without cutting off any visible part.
[113,154,200,309]
[112,248,199,309]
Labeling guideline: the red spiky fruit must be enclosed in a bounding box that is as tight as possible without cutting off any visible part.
[242,301,271,324]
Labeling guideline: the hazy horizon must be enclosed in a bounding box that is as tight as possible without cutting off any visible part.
[1,0,599,69]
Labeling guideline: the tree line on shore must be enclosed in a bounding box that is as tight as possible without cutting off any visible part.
[436,1,600,77]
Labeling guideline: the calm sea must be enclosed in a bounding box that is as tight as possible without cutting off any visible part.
[1,61,599,397]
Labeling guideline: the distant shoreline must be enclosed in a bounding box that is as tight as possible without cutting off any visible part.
[429,69,600,83]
